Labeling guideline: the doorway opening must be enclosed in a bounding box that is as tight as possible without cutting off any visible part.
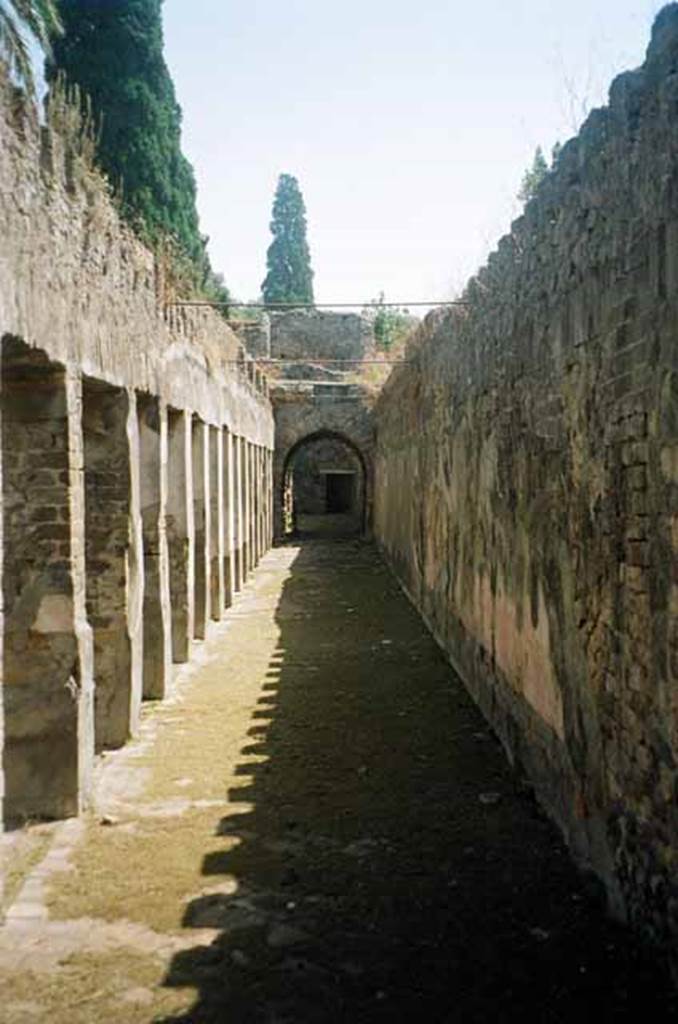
[324,471,356,514]
[282,432,366,539]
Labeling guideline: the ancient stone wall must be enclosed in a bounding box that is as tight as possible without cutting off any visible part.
[270,310,374,364]
[232,316,271,359]
[0,74,274,828]
[375,7,678,958]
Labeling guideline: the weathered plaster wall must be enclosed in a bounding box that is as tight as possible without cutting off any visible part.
[375,7,678,957]
[0,74,274,828]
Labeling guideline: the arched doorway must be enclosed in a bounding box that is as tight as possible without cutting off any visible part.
[281,431,368,539]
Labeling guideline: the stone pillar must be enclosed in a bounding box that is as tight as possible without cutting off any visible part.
[268,449,274,549]
[261,448,268,553]
[233,435,243,593]
[259,448,266,557]
[82,378,135,751]
[274,450,286,541]
[242,437,250,581]
[251,445,258,567]
[137,394,170,700]
[254,446,261,563]
[209,425,223,620]
[67,370,95,813]
[192,416,209,637]
[248,440,256,573]
[158,404,173,682]
[248,442,256,572]
[265,449,273,550]
[166,409,194,662]
[1,341,94,822]
[252,446,258,566]
[223,427,234,608]
[126,391,144,734]
[262,449,267,552]
[256,447,263,564]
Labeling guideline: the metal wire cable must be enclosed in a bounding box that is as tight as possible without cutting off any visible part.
[167,299,467,310]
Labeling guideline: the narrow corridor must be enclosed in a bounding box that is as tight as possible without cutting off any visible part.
[0,541,674,1022]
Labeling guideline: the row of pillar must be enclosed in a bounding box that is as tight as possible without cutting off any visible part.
[0,339,273,827]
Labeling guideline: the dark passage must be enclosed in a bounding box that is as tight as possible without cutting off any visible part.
[284,433,365,540]
[161,541,675,1023]
[325,472,354,513]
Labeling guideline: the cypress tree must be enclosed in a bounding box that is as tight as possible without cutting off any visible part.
[48,0,226,299]
[262,173,314,306]
[0,0,62,96]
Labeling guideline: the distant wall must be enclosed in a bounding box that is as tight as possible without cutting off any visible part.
[232,316,271,360]
[375,7,678,959]
[270,310,374,364]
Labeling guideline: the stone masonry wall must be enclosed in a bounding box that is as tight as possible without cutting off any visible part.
[0,73,274,829]
[375,7,678,961]
[0,71,270,443]
[2,343,89,820]
[270,310,374,364]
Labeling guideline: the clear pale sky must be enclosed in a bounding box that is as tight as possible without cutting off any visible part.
[163,0,664,305]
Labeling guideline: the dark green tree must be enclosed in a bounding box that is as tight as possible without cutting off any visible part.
[48,0,227,301]
[262,173,314,306]
[0,0,62,95]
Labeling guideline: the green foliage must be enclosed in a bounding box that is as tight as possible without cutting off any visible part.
[517,143,563,206]
[262,173,314,306]
[365,293,414,352]
[517,146,548,204]
[0,0,62,95]
[48,0,227,303]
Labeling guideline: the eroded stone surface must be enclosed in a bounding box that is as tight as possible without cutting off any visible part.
[374,6,678,964]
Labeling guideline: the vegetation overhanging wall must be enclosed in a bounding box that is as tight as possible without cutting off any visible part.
[0,66,271,441]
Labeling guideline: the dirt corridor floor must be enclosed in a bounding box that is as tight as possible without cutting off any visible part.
[1,540,676,1023]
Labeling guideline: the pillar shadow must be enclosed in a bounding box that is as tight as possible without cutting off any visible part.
[157,540,676,1023]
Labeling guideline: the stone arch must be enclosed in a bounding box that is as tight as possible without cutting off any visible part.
[280,429,371,538]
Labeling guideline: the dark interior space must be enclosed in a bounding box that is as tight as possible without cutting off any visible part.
[283,433,366,540]
[325,472,355,514]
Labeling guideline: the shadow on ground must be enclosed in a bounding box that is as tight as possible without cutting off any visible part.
[158,540,676,1023]
[294,513,361,539]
